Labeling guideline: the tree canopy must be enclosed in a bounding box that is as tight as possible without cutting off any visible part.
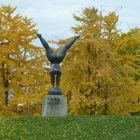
[0,5,140,115]
[0,5,49,114]
[59,7,140,115]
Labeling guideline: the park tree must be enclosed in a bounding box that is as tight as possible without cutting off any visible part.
[116,27,140,114]
[118,28,140,79]
[72,7,101,39]
[0,5,49,114]
[102,12,120,47]
[59,7,140,115]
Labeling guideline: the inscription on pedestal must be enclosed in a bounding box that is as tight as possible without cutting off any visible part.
[42,95,67,117]
[47,97,60,104]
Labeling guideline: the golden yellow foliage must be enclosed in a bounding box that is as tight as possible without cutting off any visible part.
[0,5,49,114]
[59,7,140,115]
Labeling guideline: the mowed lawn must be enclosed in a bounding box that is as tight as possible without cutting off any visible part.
[0,115,140,140]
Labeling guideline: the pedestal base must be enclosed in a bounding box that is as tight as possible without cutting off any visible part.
[42,95,67,117]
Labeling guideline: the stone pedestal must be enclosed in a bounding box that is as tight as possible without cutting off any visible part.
[42,95,67,117]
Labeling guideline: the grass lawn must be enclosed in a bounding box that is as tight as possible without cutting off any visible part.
[0,115,140,140]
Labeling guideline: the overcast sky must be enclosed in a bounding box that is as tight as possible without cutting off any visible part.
[0,0,140,47]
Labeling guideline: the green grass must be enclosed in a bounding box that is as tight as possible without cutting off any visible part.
[0,115,140,140]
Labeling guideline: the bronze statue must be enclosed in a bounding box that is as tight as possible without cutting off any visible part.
[36,32,80,95]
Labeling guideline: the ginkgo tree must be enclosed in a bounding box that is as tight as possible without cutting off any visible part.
[0,5,49,114]
[1,5,140,116]
[59,7,140,115]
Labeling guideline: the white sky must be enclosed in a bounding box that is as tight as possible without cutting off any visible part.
[0,0,140,47]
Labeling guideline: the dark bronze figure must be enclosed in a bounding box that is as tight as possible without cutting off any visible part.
[36,32,80,95]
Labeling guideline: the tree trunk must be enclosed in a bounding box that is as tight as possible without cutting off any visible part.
[1,63,9,106]
[103,91,108,115]
[104,102,108,115]
[89,101,97,115]
[93,101,97,115]
[5,91,9,106]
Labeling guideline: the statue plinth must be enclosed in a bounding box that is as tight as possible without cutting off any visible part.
[42,95,67,117]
